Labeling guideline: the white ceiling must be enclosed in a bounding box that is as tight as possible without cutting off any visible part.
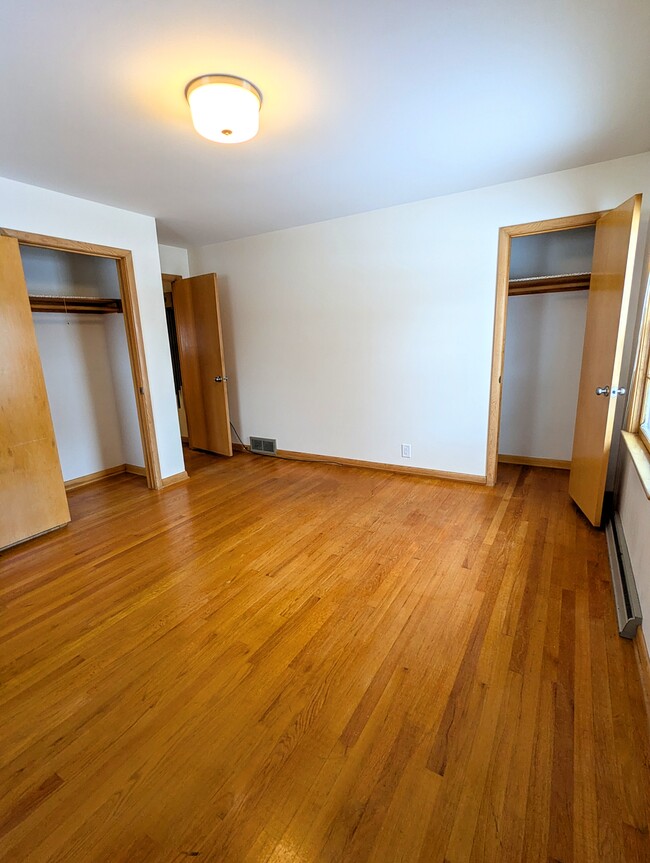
[1,0,649,246]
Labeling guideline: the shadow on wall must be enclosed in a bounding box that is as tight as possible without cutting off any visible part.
[509,226,596,280]
[34,313,126,479]
[499,292,589,462]
[21,245,120,298]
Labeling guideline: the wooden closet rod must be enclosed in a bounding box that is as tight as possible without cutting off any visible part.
[29,295,123,314]
[508,273,591,296]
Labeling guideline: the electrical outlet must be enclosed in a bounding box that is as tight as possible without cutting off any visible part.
[401,443,411,459]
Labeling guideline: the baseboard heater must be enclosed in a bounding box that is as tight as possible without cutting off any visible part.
[605,512,643,639]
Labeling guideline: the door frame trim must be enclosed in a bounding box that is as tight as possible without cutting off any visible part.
[486,210,605,487]
[1,228,163,490]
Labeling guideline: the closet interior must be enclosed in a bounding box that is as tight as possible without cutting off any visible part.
[162,274,189,444]
[24,245,146,488]
[499,225,596,467]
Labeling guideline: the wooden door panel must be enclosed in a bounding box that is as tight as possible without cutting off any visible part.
[0,237,70,550]
[172,274,232,456]
[569,194,642,526]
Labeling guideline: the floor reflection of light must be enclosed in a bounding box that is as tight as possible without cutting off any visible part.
[270,833,306,863]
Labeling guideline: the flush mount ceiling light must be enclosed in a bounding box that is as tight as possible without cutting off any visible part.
[185,74,262,144]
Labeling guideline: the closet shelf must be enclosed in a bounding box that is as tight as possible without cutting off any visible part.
[508,272,591,296]
[29,295,123,314]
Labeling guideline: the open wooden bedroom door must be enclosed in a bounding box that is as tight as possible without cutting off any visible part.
[0,236,70,550]
[172,273,233,457]
[569,194,642,527]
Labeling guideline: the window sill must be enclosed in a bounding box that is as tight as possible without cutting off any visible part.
[621,431,650,499]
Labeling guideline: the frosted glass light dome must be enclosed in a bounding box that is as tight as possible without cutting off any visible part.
[185,75,262,144]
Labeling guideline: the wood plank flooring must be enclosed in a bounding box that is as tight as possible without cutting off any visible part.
[1,450,649,862]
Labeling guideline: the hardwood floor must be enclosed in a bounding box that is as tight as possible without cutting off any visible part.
[1,450,649,862]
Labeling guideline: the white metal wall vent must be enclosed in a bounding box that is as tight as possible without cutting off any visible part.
[249,437,277,456]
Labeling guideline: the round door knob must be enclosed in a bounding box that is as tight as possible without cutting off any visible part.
[214,375,229,382]
[595,386,610,396]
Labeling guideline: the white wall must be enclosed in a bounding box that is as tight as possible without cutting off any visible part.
[499,292,588,461]
[23,246,142,481]
[509,226,595,279]
[617,449,650,641]
[33,314,127,480]
[615,232,650,642]
[159,244,190,278]
[189,152,650,478]
[0,176,184,479]
[20,245,119,297]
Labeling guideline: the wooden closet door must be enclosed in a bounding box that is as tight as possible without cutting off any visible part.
[172,273,233,456]
[0,236,70,550]
[569,194,642,526]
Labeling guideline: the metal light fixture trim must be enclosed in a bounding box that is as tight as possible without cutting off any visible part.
[185,74,263,144]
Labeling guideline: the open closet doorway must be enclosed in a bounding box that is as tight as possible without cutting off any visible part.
[161,272,233,459]
[0,229,162,551]
[8,230,161,485]
[25,246,148,484]
[499,225,596,470]
[161,273,190,448]
[486,196,642,527]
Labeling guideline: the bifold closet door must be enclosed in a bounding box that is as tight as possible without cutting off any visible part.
[0,236,70,550]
